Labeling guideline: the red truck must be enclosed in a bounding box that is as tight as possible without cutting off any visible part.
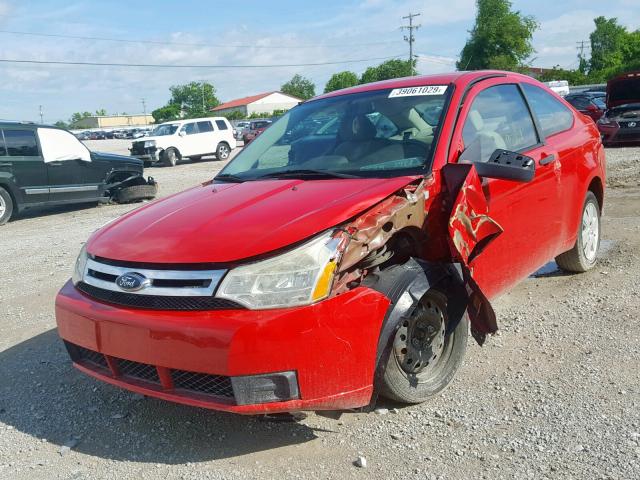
[56,71,605,415]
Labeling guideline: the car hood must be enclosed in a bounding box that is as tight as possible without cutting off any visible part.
[607,71,640,108]
[87,176,419,264]
[91,151,142,166]
[606,103,640,119]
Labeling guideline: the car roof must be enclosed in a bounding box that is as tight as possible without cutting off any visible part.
[0,121,70,131]
[167,117,229,124]
[311,70,522,101]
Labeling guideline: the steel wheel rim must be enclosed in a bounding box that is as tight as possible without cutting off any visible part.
[581,202,599,262]
[392,297,451,383]
[219,145,229,159]
[168,150,176,162]
[0,195,5,217]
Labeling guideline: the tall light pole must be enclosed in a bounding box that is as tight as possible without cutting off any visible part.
[141,98,147,124]
[401,13,421,64]
[39,105,44,124]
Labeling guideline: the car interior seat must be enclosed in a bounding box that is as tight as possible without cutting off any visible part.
[463,110,507,162]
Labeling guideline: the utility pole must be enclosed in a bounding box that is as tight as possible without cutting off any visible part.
[576,40,590,73]
[39,105,43,124]
[202,82,206,113]
[141,98,147,124]
[401,13,421,63]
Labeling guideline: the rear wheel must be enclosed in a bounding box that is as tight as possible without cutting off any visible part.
[161,147,179,167]
[555,191,600,273]
[216,143,230,160]
[0,187,13,226]
[381,290,468,404]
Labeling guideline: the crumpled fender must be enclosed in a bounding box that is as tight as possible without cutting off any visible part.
[442,163,502,344]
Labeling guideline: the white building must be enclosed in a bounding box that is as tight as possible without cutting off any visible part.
[211,91,301,117]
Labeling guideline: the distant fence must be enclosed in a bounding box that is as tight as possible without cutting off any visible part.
[568,83,606,93]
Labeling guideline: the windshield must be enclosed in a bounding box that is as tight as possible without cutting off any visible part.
[593,97,606,108]
[251,121,270,129]
[218,85,450,181]
[152,124,179,136]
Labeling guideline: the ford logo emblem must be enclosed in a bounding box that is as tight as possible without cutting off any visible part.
[115,272,150,292]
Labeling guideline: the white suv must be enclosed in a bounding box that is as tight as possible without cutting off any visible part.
[130,117,236,167]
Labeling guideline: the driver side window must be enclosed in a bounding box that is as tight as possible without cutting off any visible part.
[462,84,538,163]
[181,122,198,135]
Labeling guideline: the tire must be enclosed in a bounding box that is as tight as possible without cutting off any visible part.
[381,290,468,404]
[161,147,179,167]
[0,186,14,226]
[216,142,231,160]
[114,184,158,203]
[555,191,600,273]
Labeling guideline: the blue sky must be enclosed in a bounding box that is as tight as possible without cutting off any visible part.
[0,0,638,123]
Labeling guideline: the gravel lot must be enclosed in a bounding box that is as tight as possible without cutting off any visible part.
[0,140,638,480]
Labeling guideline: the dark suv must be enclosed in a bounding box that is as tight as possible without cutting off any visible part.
[0,122,157,225]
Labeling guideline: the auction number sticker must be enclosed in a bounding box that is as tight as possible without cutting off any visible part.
[389,85,448,98]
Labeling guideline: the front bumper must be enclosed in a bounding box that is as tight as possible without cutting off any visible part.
[55,280,390,414]
[129,146,160,162]
[598,122,640,144]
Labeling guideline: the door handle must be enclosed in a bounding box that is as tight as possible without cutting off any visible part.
[539,154,556,166]
[0,162,11,167]
[48,161,64,166]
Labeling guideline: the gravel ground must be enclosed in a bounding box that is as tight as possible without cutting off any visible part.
[0,140,638,480]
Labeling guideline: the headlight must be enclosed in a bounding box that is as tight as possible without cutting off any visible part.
[217,231,342,309]
[72,244,89,285]
[144,140,156,148]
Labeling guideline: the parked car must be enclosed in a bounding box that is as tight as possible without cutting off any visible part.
[565,92,606,122]
[234,121,250,140]
[597,71,640,145]
[0,122,157,225]
[131,128,147,139]
[57,71,605,415]
[130,117,236,166]
[242,120,271,144]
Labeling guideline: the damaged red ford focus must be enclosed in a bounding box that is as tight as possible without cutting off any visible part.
[56,71,605,414]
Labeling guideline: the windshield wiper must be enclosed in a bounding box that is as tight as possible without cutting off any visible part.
[255,169,360,180]
[214,173,247,183]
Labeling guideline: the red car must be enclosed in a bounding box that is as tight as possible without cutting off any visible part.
[565,92,606,122]
[242,120,271,144]
[597,71,640,145]
[56,71,605,415]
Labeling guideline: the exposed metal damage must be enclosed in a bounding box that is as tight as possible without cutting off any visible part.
[333,163,502,346]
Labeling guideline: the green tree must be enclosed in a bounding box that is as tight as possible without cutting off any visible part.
[69,111,93,127]
[457,0,538,71]
[589,17,627,76]
[168,81,220,117]
[359,59,416,84]
[281,74,315,100]
[151,104,181,124]
[324,71,359,93]
[54,120,69,129]
[537,66,591,85]
[95,108,107,116]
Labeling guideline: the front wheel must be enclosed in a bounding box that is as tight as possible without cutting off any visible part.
[555,191,600,273]
[161,148,179,167]
[0,187,14,226]
[380,290,468,404]
[216,143,230,160]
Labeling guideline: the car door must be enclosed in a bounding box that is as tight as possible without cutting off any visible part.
[2,127,49,205]
[38,127,102,202]
[178,121,199,156]
[451,81,564,299]
[196,120,215,154]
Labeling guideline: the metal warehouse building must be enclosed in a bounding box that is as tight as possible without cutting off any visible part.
[73,114,154,129]
[211,91,301,117]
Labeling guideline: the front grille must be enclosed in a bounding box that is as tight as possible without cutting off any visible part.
[64,341,235,403]
[172,370,234,398]
[130,142,146,155]
[76,282,243,311]
[117,359,160,383]
[619,121,640,129]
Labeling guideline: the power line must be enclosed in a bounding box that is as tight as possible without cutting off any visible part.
[0,54,404,69]
[401,13,421,63]
[0,29,403,50]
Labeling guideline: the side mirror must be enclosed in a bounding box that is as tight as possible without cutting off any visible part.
[178,130,186,137]
[472,149,535,182]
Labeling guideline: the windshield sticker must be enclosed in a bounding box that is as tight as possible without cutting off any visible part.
[389,85,448,98]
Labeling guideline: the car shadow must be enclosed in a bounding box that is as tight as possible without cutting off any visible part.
[13,202,102,221]
[0,329,323,464]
